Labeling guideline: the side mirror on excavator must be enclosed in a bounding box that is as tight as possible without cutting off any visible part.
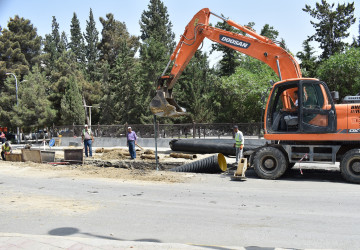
[331,91,339,103]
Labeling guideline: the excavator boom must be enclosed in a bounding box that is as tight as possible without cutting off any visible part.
[150,8,302,117]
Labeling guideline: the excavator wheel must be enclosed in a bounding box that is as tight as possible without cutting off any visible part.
[253,146,287,180]
[340,149,360,184]
[288,162,296,169]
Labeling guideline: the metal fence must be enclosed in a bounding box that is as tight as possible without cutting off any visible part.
[49,122,263,139]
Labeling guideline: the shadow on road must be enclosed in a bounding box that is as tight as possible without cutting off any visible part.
[224,165,349,184]
[48,227,162,243]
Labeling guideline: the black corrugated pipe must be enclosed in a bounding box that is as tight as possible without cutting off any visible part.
[170,139,235,155]
[170,153,227,173]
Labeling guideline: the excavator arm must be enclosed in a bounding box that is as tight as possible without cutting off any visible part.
[150,8,302,117]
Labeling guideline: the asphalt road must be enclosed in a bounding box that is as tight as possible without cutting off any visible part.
[1,163,360,249]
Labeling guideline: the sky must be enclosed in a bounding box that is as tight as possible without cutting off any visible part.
[0,0,359,66]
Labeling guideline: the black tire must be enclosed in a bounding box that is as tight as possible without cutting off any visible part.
[340,149,360,184]
[253,147,287,179]
[288,162,296,169]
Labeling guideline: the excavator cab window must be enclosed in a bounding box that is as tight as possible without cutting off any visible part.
[300,81,336,133]
[268,83,299,133]
[267,80,336,134]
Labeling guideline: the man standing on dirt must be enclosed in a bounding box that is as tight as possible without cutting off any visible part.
[233,125,244,165]
[127,127,137,160]
[82,124,94,157]
[1,141,12,160]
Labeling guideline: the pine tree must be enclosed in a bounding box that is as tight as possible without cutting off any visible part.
[43,16,63,69]
[84,8,99,81]
[0,75,19,128]
[296,39,318,77]
[69,13,85,64]
[260,24,279,41]
[0,15,41,78]
[139,0,175,123]
[60,76,85,125]
[211,18,241,77]
[97,13,139,124]
[98,13,139,68]
[0,16,41,128]
[358,20,360,46]
[13,66,56,128]
[59,31,68,53]
[174,51,216,123]
[101,40,141,124]
[303,0,356,60]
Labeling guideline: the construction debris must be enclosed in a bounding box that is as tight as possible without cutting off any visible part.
[140,154,159,160]
[169,152,197,160]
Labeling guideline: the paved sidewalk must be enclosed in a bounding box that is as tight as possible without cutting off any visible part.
[0,233,247,250]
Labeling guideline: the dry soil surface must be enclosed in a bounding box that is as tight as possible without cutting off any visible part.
[0,158,194,184]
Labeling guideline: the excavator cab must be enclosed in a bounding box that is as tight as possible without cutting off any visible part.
[266,79,337,134]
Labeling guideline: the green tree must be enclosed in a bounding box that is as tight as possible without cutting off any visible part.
[353,19,360,48]
[0,75,19,128]
[303,0,356,60]
[101,40,142,124]
[317,47,360,98]
[84,8,99,81]
[98,13,139,68]
[211,18,241,77]
[97,13,139,124]
[260,24,279,40]
[358,19,360,47]
[138,0,175,123]
[13,66,56,129]
[174,51,216,123]
[0,16,42,128]
[0,15,41,78]
[69,13,85,64]
[59,31,68,53]
[60,76,85,125]
[43,16,62,64]
[296,39,318,77]
[213,55,277,123]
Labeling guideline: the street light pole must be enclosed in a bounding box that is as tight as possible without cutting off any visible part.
[5,73,20,144]
[84,105,92,127]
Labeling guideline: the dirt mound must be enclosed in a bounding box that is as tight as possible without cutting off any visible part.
[0,160,191,183]
[101,149,128,160]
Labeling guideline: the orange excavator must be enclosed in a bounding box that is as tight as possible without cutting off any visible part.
[150,8,360,183]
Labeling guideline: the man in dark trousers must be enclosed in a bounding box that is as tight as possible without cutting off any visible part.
[82,124,94,157]
[127,126,137,159]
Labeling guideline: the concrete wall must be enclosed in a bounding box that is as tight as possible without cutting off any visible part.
[58,137,266,148]
[58,137,174,148]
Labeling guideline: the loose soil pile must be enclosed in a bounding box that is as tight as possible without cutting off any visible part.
[0,146,210,183]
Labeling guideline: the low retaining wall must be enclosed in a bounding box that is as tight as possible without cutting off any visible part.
[58,137,174,148]
[57,137,266,149]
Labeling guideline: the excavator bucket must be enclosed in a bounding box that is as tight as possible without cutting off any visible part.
[150,89,186,117]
